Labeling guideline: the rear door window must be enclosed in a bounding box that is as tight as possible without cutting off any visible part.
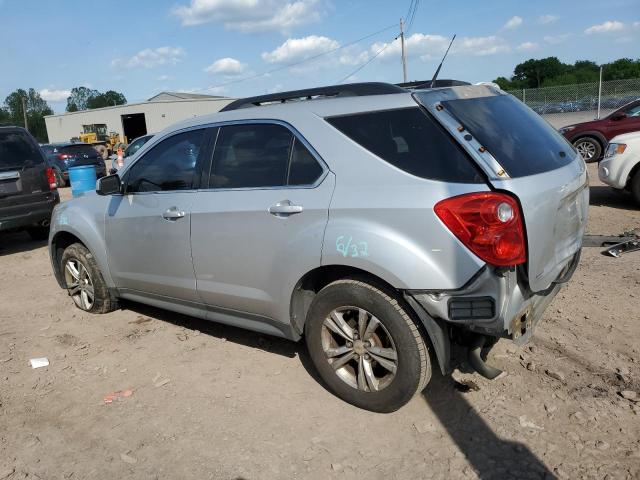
[210,124,293,188]
[326,107,483,183]
[288,138,324,186]
[437,94,575,177]
[0,130,43,169]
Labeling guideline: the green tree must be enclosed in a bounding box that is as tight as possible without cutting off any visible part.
[86,90,127,109]
[602,58,640,80]
[512,57,568,88]
[3,88,53,142]
[66,86,126,111]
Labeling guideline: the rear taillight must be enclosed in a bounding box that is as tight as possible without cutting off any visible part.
[434,192,526,266]
[58,154,69,160]
[45,167,57,190]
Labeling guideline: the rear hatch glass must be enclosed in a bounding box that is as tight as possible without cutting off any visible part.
[60,144,100,166]
[414,89,588,292]
[0,130,47,199]
[439,94,574,177]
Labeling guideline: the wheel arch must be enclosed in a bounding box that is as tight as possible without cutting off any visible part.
[569,131,607,148]
[290,264,451,374]
[50,230,90,288]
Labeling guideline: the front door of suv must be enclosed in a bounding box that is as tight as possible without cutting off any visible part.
[106,128,212,302]
[190,122,334,329]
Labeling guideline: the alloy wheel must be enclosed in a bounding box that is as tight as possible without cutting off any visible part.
[575,140,596,160]
[64,258,95,310]
[321,306,398,392]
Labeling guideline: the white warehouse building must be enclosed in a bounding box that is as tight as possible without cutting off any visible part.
[44,92,234,144]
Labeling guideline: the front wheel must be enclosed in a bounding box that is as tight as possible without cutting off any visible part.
[573,137,602,163]
[305,279,431,412]
[61,243,118,313]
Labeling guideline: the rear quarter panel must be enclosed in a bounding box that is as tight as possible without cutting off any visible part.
[290,114,489,290]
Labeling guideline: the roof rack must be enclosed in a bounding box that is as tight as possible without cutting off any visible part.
[220,82,406,112]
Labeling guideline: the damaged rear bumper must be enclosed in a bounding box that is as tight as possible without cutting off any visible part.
[408,251,580,345]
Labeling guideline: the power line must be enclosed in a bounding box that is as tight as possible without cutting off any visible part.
[336,36,397,84]
[207,23,399,90]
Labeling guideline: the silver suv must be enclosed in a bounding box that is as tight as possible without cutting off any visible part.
[49,83,588,412]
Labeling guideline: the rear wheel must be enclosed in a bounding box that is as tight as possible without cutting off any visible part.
[305,279,431,412]
[573,137,602,163]
[61,243,117,313]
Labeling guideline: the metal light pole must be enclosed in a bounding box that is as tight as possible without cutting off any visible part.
[597,66,603,120]
[400,18,408,83]
[21,96,28,131]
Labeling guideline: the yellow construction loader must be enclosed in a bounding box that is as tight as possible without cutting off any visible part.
[77,124,127,159]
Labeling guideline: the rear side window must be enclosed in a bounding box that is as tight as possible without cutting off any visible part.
[288,138,323,185]
[210,123,324,189]
[0,130,43,169]
[440,94,574,177]
[326,107,483,183]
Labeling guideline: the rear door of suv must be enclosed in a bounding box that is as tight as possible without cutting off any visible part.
[190,122,334,328]
[0,128,51,222]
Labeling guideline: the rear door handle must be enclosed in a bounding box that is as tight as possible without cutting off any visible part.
[269,200,304,217]
[162,207,185,220]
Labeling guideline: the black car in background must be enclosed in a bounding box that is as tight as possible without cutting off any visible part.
[41,142,107,187]
[0,126,59,240]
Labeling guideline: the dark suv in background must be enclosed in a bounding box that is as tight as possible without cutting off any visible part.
[560,98,640,162]
[0,126,59,240]
[42,142,107,187]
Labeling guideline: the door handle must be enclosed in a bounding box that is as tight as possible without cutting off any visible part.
[269,200,304,217]
[162,207,185,220]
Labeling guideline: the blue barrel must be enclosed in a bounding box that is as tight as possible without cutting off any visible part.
[68,165,97,197]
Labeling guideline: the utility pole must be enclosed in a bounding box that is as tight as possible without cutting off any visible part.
[21,96,28,131]
[597,65,603,120]
[400,18,407,83]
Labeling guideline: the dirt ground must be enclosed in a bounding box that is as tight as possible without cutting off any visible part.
[1,163,639,480]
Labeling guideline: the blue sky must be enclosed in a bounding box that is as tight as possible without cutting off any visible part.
[1,0,639,113]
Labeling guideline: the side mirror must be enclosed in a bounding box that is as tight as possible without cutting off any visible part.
[611,112,627,121]
[96,174,122,195]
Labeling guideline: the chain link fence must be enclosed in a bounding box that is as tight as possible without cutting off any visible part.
[507,78,640,129]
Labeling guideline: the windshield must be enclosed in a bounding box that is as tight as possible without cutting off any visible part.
[430,93,575,177]
[0,130,43,170]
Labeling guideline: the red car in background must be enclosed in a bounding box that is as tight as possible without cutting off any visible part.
[559,99,640,162]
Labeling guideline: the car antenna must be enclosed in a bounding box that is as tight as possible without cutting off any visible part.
[415,34,456,89]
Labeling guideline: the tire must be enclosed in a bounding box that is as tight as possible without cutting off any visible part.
[60,243,118,314]
[27,226,49,241]
[305,279,431,412]
[630,171,640,206]
[573,137,602,163]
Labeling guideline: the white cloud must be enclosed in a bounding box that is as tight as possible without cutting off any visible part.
[543,33,571,45]
[584,20,624,34]
[517,42,539,51]
[204,57,248,75]
[172,0,324,33]
[374,33,510,61]
[39,88,71,102]
[633,21,640,28]
[111,47,185,69]
[262,35,338,63]
[503,16,523,30]
[157,75,171,81]
[537,14,558,24]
